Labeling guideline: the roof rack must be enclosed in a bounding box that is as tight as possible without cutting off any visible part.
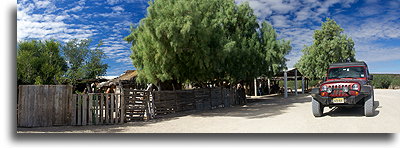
[329,61,367,68]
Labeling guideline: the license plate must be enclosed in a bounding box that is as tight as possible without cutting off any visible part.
[332,98,345,103]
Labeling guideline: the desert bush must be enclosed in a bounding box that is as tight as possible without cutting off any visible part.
[372,74,393,89]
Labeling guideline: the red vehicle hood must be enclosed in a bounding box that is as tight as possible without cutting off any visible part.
[322,79,367,86]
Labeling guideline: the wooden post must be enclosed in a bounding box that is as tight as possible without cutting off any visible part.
[100,94,104,124]
[284,71,288,98]
[110,94,114,124]
[120,89,125,124]
[82,94,87,125]
[267,78,271,95]
[94,94,98,125]
[17,86,23,126]
[254,78,257,96]
[114,94,119,124]
[77,95,82,126]
[88,94,93,125]
[105,94,109,124]
[302,76,305,94]
[71,94,76,126]
[295,69,298,95]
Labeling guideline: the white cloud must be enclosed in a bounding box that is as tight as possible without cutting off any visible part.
[69,6,83,12]
[270,15,290,28]
[355,44,400,63]
[33,0,51,9]
[343,10,400,43]
[111,6,124,12]
[17,1,96,42]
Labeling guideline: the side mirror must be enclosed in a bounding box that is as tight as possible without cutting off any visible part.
[323,77,327,82]
[369,75,374,80]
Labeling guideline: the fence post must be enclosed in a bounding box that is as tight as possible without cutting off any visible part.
[120,89,125,124]
[110,94,114,124]
[105,94,109,124]
[82,94,87,125]
[94,94,99,125]
[77,94,82,126]
[100,93,104,124]
[88,94,93,125]
[114,94,119,124]
[71,94,76,126]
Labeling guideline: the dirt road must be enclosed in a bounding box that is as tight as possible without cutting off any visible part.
[17,89,400,133]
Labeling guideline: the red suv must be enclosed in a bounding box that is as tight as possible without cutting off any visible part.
[311,62,375,117]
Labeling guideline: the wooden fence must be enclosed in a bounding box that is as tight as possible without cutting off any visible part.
[18,85,241,127]
[71,93,124,126]
[152,87,236,116]
[17,85,127,127]
[17,85,73,127]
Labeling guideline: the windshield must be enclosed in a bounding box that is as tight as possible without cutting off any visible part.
[328,66,365,79]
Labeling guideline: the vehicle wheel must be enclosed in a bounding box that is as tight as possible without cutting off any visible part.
[312,98,323,117]
[364,91,375,117]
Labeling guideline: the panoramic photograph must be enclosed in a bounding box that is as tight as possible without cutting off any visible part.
[16,0,400,133]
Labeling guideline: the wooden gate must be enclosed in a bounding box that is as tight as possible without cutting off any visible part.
[71,93,124,125]
[122,89,153,121]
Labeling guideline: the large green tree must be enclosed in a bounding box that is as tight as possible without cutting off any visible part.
[17,40,68,85]
[259,21,292,77]
[296,18,356,79]
[62,39,108,84]
[126,0,291,89]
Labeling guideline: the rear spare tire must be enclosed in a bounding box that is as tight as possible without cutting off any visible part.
[312,98,323,117]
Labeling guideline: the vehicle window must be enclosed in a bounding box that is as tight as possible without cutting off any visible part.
[328,67,365,79]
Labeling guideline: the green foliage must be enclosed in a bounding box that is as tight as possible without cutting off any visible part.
[62,39,108,84]
[126,0,291,87]
[260,22,292,77]
[296,18,356,79]
[308,80,322,87]
[372,74,400,89]
[391,77,400,88]
[17,40,68,85]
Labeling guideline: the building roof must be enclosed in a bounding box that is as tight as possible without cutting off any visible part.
[113,70,138,81]
[329,61,367,68]
[269,68,307,80]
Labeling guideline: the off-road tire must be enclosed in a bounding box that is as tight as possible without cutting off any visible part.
[364,90,375,117]
[312,98,323,117]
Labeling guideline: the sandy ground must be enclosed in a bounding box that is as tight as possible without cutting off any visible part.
[17,89,400,133]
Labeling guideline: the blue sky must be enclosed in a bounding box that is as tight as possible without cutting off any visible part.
[17,0,400,76]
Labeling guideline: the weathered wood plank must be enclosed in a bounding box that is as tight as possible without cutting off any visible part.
[71,94,77,126]
[47,86,54,126]
[100,93,104,124]
[110,94,114,124]
[53,86,60,125]
[94,94,99,125]
[32,85,38,127]
[88,94,93,125]
[66,85,72,125]
[77,95,82,126]
[21,86,28,127]
[17,85,22,126]
[120,92,125,124]
[114,94,119,124]
[82,94,87,125]
[59,85,65,125]
[41,85,47,126]
[105,94,109,124]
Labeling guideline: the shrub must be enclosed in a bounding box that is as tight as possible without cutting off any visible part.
[372,74,393,89]
[391,77,400,89]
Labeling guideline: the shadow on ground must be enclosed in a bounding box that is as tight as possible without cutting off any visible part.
[192,94,311,119]
[324,101,380,117]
